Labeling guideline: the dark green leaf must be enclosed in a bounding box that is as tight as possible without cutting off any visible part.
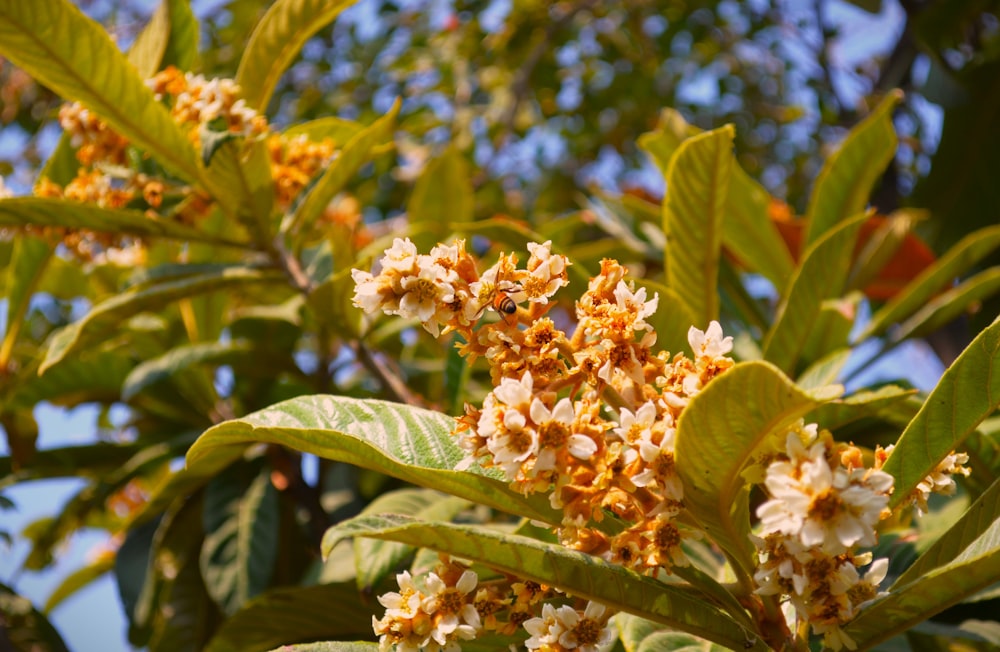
[0,581,70,652]
[205,582,376,652]
[201,458,280,616]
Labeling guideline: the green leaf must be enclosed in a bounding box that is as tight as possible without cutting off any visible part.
[0,197,248,245]
[796,349,853,390]
[0,236,53,368]
[0,581,70,652]
[128,0,198,78]
[205,582,375,652]
[843,486,1000,649]
[43,554,115,613]
[286,99,399,237]
[0,0,202,183]
[762,212,868,374]
[39,266,287,374]
[889,267,1000,343]
[663,125,734,327]
[266,644,377,652]
[185,396,560,525]
[640,109,793,290]
[805,385,916,432]
[860,224,1000,340]
[283,117,366,144]
[798,293,863,367]
[5,349,134,409]
[321,514,766,651]
[200,458,280,616]
[616,612,731,652]
[122,340,257,401]
[236,0,359,113]
[407,144,474,241]
[352,488,471,591]
[675,361,837,577]
[803,90,902,247]
[202,137,274,240]
[882,317,1000,510]
[893,476,1000,589]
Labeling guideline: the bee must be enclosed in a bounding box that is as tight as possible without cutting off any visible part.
[471,256,523,325]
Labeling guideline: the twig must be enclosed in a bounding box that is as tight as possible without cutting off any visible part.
[351,341,424,407]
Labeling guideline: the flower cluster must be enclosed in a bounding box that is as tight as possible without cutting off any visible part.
[24,66,339,261]
[354,239,972,651]
[371,557,615,652]
[753,425,894,650]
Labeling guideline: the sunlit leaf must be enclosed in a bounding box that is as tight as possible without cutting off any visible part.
[321,514,765,650]
[287,99,399,237]
[805,385,916,432]
[640,109,793,289]
[129,0,199,78]
[185,396,560,525]
[0,0,202,183]
[860,224,1000,340]
[39,266,287,374]
[237,0,359,113]
[283,117,365,144]
[663,125,734,327]
[43,553,115,613]
[0,197,247,245]
[675,361,838,576]
[762,212,868,374]
[882,317,1000,509]
[200,458,280,616]
[803,90,901,247]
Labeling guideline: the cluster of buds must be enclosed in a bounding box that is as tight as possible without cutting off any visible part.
[24,66,339,261]
[371,558,615,652]
[353,238,972,651]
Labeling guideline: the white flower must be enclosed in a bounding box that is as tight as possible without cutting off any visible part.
[613,401,657,445]
[688,320,733,358]
[422,570,481,647]
[380,237,420,274]
[613,281,659,331]
[377,571,423,617]
[523,603,579,650]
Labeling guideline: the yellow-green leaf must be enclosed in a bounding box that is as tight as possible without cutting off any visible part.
[407,144,474,245]
[287,99,399,237]
[641,109,793,290]
[0,0,201,183]
[803,90,902,247]
[861,224,1000,340]
[883,316,1000,510]
[762,212,868,374]
[675,361,837,577]
[664,125,734,327]
[236,0,359,113]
